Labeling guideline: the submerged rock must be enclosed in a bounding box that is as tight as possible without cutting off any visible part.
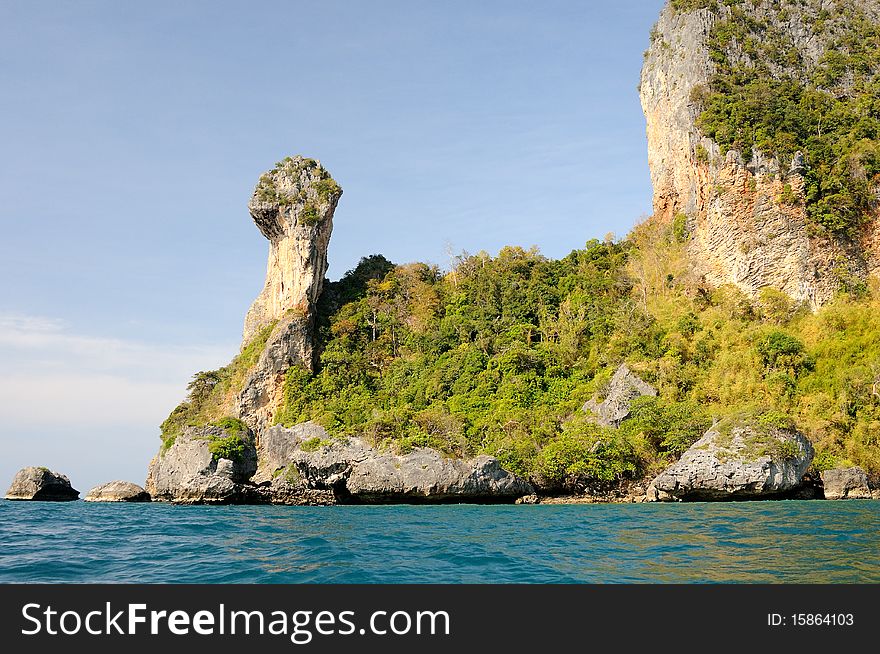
[85,481,151,503]
[5,467,79,501]
[650,418,814,501]
[583,363,657,427]
[821,467,872,500]
[145,426,257,504]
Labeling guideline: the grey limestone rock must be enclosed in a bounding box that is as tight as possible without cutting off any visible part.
[253,421,329,483]
[650,421,814,501]
[5,467,79,501]
[145,426,257,504]
[821,467,872,500]
[260,423,532,503]
[583,363,657,427]
[235,315,313,433]
[85,481,151,502]
[255,476,336,506]
[346,449,533,503]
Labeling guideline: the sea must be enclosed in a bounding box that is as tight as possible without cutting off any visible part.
[1,500,878,583]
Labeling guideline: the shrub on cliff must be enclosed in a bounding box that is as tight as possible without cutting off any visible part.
[261,229,880,480]
[160,323,276,445]
[691,0,880,235]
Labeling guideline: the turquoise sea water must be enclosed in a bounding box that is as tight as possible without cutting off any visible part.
[1,500,878,583]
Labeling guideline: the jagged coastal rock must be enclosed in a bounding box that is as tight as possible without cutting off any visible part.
[258,423,533,503]
[5,467,79,501]
[235,311,314,434]
[146,157,534,505]
[649,419,814,501]
[583,363,657,427]
[347,450,532,503]
[146,426,257,504]
[147,421,530,504]
[640,0,880,307]
[84,481,151,503]
[821,467,872,500]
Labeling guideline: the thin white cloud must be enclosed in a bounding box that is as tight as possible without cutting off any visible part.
[0,312,235,427]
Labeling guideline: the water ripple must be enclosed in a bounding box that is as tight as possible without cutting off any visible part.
[0,500,878,583]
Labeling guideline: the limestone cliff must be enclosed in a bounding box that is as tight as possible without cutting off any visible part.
[146,156,533,504]
[234,157,340,431]
[243,156,341,352]
[641,0,880,307]
[149,156,342,494]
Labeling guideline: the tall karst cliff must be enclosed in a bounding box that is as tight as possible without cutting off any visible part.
[641,0,880,307]
[243,156,341,352]
[146,157,534,505]
[157,156,342,439]
[146,156,343,501]
[235,157,342,432]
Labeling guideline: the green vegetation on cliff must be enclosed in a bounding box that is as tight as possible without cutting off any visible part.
[254,156,341,216]
[685,0,880,235]
[160,225,880,488]
[265,223,880,488]
[160,322,276,448]
[206,418,250,463]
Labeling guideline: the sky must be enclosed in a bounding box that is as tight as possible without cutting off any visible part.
[0,0,665,493]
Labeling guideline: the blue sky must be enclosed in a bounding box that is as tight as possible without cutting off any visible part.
[0,0,664,492]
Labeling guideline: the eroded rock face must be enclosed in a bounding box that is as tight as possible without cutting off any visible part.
[346,450,532,503]
[260,423,533,503]
[5,467,79,501]
[640,4,714,225]
[233,157,342,433]
[235,313,313,433]
[583,364,657,428]
[650,423,814,501]
[150,157,342,485]
[640,1,880,307]
[690,157,857,308]
[256,478,336,506]
[242,156,341,355]
[254,422,366,487]
[821,467,872,500]
[145,426,257,504]
[254,422,328,483]
[85,481,151,502]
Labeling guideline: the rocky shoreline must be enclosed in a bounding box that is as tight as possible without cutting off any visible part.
[7,355,878,507]
[5,467,878,505]
[7,441,878,506]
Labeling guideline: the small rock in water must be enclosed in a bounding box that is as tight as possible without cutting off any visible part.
[5,467,79,501]
[650,418,814,501]
[85,481,151,502]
